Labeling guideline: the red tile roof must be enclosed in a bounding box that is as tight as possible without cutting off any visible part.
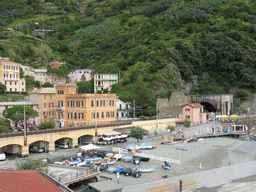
[181,103,204,108]
[0,169,64,192]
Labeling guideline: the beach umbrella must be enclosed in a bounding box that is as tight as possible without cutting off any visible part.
[220,114,229,120]
[230,114,239,120]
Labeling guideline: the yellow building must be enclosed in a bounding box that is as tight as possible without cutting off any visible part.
[28,87,56,123]
[94,74,118,93]
[55,83,117,128]
[0,57,26,92]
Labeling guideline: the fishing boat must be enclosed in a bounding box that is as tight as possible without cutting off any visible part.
[133,157,141,165]
[80,162,93,167]
[123,168,132,176]
[84,157,102,162]
[114,153,122,160]
[115,168,124,173]
[162,161,172,170]
[126,143,137,150]
[133,156,150,162]
[123,155,132,162]
[107,166,117,174]
[134,167,155,173]
[132,170,141,178]
[101,158,117,165]
[106,153,114,158]
[135,149,142,153]
[138,142,153,150]
[100,165,108,172]
[69,159,81,166]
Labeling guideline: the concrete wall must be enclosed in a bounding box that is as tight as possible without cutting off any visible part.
[123,161,256,192]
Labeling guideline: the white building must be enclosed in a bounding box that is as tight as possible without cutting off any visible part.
[68,69,93,83]
[116,98,131,119]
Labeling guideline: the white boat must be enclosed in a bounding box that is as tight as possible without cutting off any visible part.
[114,153,122,160]
[134,167,155,173]
[101,159,117,165]
[69,159,81,166]
[162,161,172,170]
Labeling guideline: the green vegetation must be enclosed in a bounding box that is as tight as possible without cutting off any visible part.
[1,0,256,115]
[184,119,191,128]
[0,118,12,133]
[3,105,39,126]
[166,124,176,134]
[0,83,6,94]
[130,126,146,142]
[16,158,48,172]
[42,82,54,87]
[38,120,56,130]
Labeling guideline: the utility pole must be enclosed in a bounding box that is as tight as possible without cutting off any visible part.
[72,101,74,127]
[156,99,159,130]
[24,105,27,146]
[94,95,97,138]
[133,100,135,118]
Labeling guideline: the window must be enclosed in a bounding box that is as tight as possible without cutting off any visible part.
[50,111,52,116]
[106,112,109,118]
[102,112,104,118]
[91,100,94,107]
[5,106,8,109]
[43,112,46,116]
[121,113,124,117]
[97,100,99,106]
[58,101,63,107]
[110,100,115,106]
[10,74,12,78]
[15,88,17,91]
[117,113,119,118]
[79,113,84,119]
[111,111,114,117]
[10,81,12,85]
[10,88,12,91]
[68,101,72,107]
[200,108,202,113]
[91,112,95,119]
[185,108,190,112]
[15,81,17,85]
[106,100,108,106]
[68,113,73,119]
[185,115,190,119]
[22,88,24,91]
[58,90,64,94]
[80,101,83,107]
[5,81,7,85]
[74,101,77,107]
[74,112,77,119]
[97,112,99,118]
[119,104,122,110]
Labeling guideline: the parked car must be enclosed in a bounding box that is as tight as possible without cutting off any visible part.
[29,146,43,153]
[0,152,6,161]
[59,143,69,149]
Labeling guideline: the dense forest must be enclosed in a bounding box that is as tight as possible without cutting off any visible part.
[0,0,256,116]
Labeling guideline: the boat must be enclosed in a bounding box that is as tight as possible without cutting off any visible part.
[106,153,114,158]
[84,157,102,162]
[115,168,124,173]
[114,153,122,160]
[134,167,155,173]
[97,151,106,158]
[69,159,81,166]
[138,142,153,150]
[81,162,93,167]
[123,155,132,162]
[132,170,141,178]
[133,156,150,162]
[123,168,132,176]
[133,157,141,165]
[126,143,137,150]
[162,161,172,170]
[101,159,117,165]
[100,165,108,172]
[135,149,142,153]
[107,166,117,174]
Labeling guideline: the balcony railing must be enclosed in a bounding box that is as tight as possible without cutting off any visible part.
[54,118,65,122]
[55,106,65,111]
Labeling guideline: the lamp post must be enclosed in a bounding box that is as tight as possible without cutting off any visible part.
[24,105,27,146]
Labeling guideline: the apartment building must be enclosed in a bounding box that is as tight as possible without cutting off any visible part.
[68,69,93,83]
[34,69,66,85]
[179,103,207,125]
[50,60,66,69]
[28,87,56,123]
[55,83,117,128]
[116,98,131,119]
[94,74,118,93]
[0,57,26,92]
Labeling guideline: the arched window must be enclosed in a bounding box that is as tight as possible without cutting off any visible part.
[91,100,94,107]
[102,112,104,118]
[97,100,99,107]
[97,112,99,118]
[74,113,77,119]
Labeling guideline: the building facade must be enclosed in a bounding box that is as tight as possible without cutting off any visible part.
[33,69,66,85]
[0,57,26,92]
[50,60,66,69]
[94,74,118,93]
[68,69,93,83]
[116,98,131,119]
[179,103,207,125]
[28,88,56,123]
[55,83,117,128]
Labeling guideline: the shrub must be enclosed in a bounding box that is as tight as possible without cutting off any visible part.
[23,154,29,158]
[74,145,79,148]
[184,119,191,128]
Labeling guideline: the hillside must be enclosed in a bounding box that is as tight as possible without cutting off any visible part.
[0,0,256,116]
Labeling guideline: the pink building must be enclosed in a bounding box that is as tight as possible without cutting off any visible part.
[68,69,93,83]
[179,103,207,125]
[0,101,40,131]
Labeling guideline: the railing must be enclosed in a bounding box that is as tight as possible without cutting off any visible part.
[54,118,65,122]
[55,106,65,111]
[112,147,128,153]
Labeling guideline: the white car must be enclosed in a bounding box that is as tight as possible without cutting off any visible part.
[59,143,69,149]
[0,153,6,161]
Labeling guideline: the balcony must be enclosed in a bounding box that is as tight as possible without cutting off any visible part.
[55,106,65,111]
[54,118,65,122]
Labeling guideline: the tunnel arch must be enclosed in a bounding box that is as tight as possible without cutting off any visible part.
[78,135,94,146]
[0,144,22,156]
[200,102,217,113]
[55,137,73,148]
[28,140,49,154]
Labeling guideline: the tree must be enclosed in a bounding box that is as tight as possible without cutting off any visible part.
[166,124,176,134]
[0,125,13,133]
[184,119,191,128]
[3,105,39,127]
[20,67,24,78]
[130,126,145,142]
[76,80,94,94]
[42,82,54,88]
[39,120,55,130]
[0,82,6,94]
[0,117,10,127]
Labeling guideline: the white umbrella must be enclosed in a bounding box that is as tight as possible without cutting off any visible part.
[79,144,101,150]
